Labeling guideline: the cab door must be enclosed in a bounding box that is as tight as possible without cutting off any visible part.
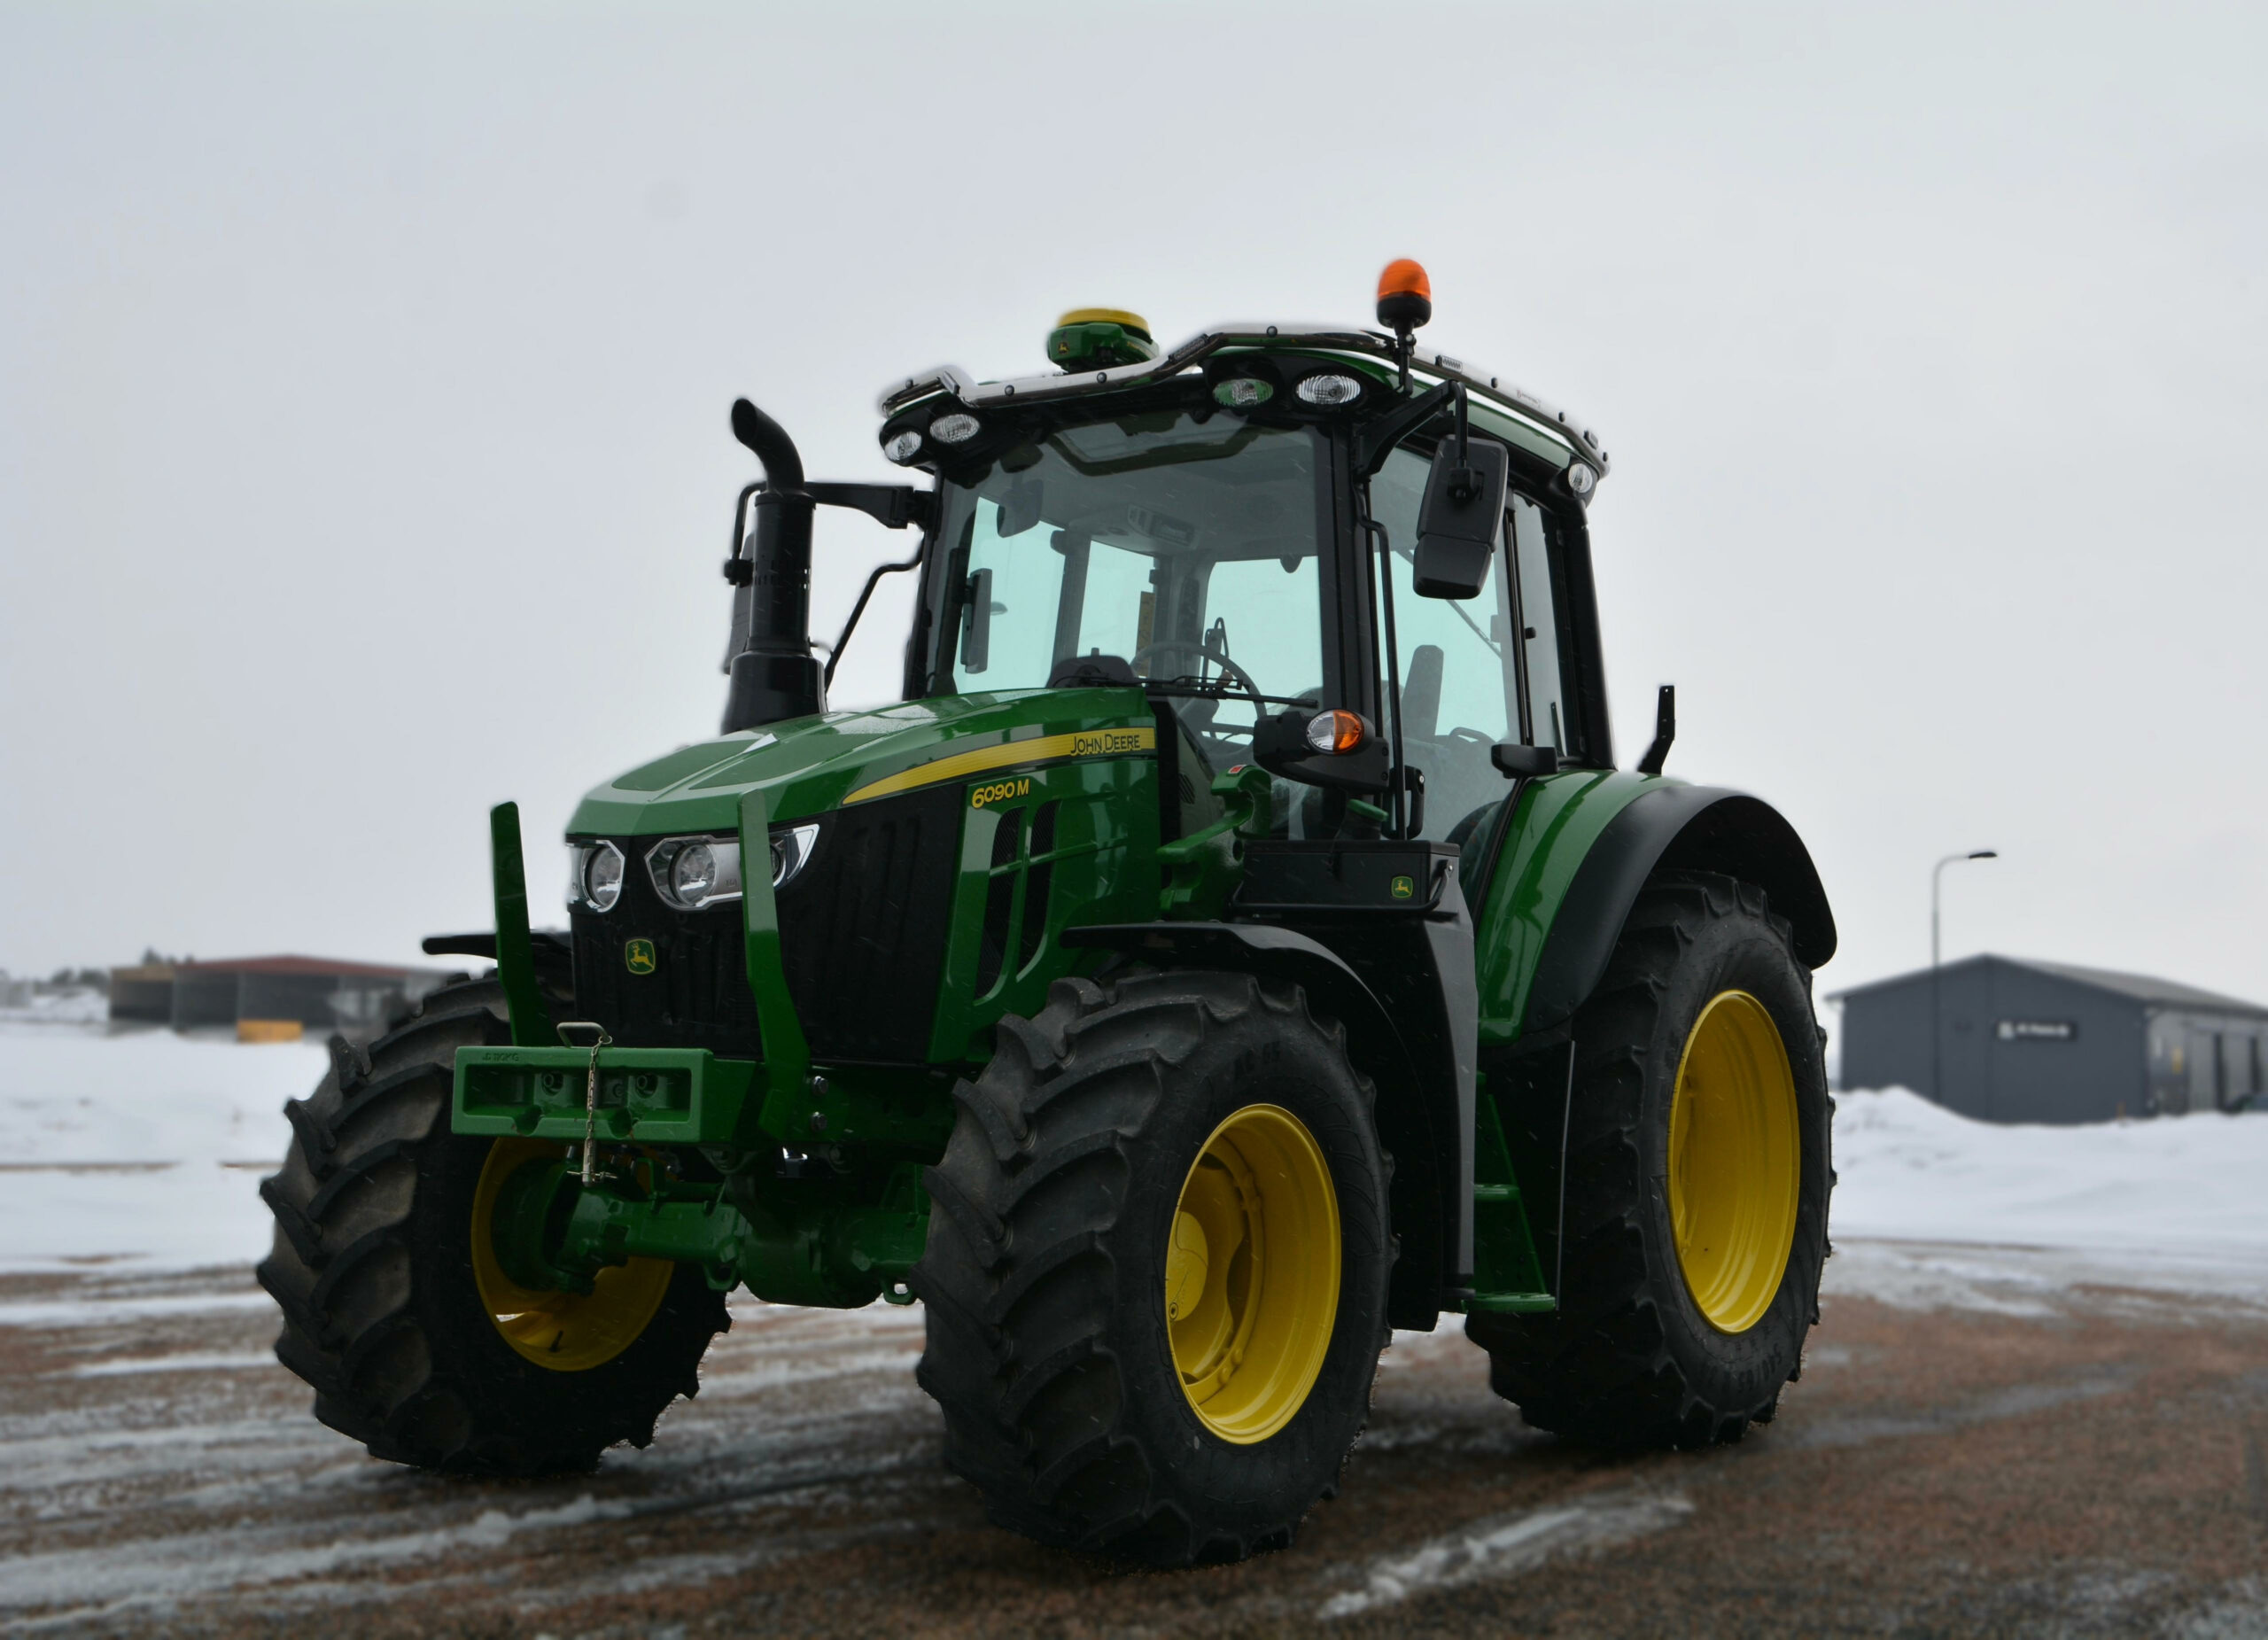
[1365,446,1583,888]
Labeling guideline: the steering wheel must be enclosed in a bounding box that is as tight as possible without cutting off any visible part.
[1130,640,1271,763]
[1128,640,1268,715]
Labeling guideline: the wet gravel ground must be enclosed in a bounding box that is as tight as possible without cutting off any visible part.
[4,1241,2264,1638]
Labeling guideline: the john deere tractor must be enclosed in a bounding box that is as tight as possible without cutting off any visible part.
[260,262,1836,1566]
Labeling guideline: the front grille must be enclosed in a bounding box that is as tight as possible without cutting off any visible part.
[570,868,762,1058]
[569,783,963,1067]
[777,784,961,1062]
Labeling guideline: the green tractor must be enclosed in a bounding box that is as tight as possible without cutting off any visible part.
[259,261,1836,1566]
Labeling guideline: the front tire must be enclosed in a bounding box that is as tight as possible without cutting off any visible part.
[912,971,1392,1566]
[256,977,728,1473]
[1468,870,1831,1447]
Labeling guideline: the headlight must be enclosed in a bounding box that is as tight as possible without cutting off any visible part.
[571,841,626,913]
[771,822,820,890]
[644,836,744,911]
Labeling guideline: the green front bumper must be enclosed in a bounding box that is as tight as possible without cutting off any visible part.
[453,1046,757,1146]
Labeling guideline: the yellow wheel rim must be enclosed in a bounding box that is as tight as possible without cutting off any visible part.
[1667,991,1801,1334]
[470,1138,673,1372]
[1164,1104,1340,1444]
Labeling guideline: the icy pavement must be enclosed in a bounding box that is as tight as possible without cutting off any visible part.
[2,1261,2264,1636]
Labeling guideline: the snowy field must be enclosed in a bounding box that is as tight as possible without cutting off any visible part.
[2,1022,2265,1290]
[0,1024,322,1271]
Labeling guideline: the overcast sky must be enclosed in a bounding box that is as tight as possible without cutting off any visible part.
[4,2,2264,1028]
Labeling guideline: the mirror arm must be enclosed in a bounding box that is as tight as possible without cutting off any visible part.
[1353,380,1457,478]
[1448,384,1480,502]
[803,482,934,532]
[823,545,927,689]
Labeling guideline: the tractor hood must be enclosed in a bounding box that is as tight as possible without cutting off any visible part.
[567,687,1156,839]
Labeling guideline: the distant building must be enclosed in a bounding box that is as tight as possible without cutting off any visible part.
[1832,955,2268,1123]
[109,955,451,1042]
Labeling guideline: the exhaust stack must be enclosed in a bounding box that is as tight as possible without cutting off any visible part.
[720,398,824,733]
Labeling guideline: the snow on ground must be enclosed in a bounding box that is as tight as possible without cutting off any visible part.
[1826,1084,2268,1307]
[2,1024,2263,1290]
[0,1024,324,1272]
[0,989,108,1028]
[1831,1084,2268,1255]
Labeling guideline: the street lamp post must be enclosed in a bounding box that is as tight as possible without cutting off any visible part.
[1930,850,1999,1104]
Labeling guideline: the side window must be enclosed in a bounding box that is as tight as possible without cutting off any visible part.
[1370,447,1521,842]
[1509,495,1571,755]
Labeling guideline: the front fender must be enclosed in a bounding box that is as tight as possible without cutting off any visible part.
[1060,921,1453,1330]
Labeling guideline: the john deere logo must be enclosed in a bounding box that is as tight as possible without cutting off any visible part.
[1389,875,1416,901]
[624,938,657,975]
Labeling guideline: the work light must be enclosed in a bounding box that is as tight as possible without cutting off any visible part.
[929,413,981,445]
[1294,373,1363,407]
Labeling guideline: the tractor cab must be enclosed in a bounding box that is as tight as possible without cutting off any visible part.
[729,274,1618,887]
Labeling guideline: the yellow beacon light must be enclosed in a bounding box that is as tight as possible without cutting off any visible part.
[1047,307,1159,370]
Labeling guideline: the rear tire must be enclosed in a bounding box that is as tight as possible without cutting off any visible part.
[913,970,1392,1566]
[1467,870,1830,1447]
[256,977,728,1473]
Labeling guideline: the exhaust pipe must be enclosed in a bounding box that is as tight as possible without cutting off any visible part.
[720,398,824,733]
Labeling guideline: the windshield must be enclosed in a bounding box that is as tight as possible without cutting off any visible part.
[929,409,1326,770]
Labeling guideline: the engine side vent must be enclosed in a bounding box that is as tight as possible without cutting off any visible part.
[975,807,1025,998]
[1017,800,1060,973]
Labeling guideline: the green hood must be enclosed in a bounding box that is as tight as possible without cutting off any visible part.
[567,687,1156,838]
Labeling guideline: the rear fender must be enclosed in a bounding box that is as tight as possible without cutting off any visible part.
[1472,780,1833,1300]
[1060,921,1452,1330]
[1520,784,1836,1038]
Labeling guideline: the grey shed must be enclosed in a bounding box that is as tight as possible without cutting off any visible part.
[1830,954,2268,1123]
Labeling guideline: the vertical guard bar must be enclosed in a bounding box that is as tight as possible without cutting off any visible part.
[738,789,813,1129]
[488,802,552,1047]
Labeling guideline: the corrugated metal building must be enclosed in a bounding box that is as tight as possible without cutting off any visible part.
[112,955,450,1040]
[1832,954,2268,1123]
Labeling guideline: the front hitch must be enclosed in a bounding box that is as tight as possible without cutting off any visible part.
[479,1147,926,1309]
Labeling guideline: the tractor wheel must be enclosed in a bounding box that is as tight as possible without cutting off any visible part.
[913,970,1392,1566]
[255,976,728,1473]
[1467,870,1830,1448]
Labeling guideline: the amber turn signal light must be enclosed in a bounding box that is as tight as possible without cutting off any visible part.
[1305,710,1367,755]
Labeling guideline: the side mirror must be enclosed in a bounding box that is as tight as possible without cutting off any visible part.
[1412,438,1509,599]
[1254,708,1390,792]
[960,567,994,673]
[1491,742,1558,778]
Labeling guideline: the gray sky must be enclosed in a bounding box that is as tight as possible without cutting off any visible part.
[4,2,2264,1023]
